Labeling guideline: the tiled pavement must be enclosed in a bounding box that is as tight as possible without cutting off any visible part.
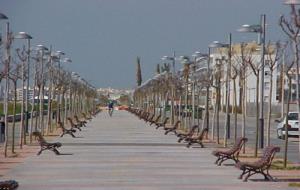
[1,110,298,190]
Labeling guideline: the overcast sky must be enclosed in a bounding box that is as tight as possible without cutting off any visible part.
[0,0,290,89]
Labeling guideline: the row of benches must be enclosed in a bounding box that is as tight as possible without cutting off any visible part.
[33,110,100,156]
[0,109,101,190]
[126,107,281,182]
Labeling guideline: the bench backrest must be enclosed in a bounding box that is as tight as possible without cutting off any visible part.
[32,131,47,145]
[188,125,199,136]
[147,113,155,121]
[198,128,208,140]
[152,114,161,123]
[67,117,75,126]
[228,137,248,155]
[259,146,280,169]
[162,117,169,125]
[174,120,181,129]
[57,122,66,130]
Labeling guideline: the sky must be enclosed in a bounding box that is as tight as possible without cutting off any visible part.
[0,0,290,89]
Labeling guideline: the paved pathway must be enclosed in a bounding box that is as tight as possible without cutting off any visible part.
[2,111,298,190]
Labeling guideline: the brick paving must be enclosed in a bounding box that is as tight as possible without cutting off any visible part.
[0,110,298,190]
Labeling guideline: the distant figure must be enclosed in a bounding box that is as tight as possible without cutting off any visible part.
[108,101,114,117]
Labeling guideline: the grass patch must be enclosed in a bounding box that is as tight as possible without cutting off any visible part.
[270,160,300,170]
[289,183,300,187]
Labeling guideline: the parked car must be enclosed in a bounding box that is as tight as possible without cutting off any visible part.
[275,112,300,139]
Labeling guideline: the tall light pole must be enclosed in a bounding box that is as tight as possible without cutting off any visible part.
[0,13,9,156]
[55,50,65,124]
[13,32,32,146]
[36,45,48,135]
[162,52,176,125]
[209,37,232,147]
[62,57,72,124]
[238,15,266,149]
[192,52,209,128]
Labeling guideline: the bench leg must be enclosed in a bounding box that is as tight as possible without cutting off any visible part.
[52,148,60,155]
[199,141,204,148]
[238,169,247,180]
[214,156,221,165]
[186,142,192,148]
[165,130,170,135]
[37,149,43,155]
[243,170,256,182]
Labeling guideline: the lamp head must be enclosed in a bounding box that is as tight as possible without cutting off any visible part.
[14,32,32,39]
[0,13,8,20]
[36,44,48,51]
[284,0,300,4]
[237,24,262,33]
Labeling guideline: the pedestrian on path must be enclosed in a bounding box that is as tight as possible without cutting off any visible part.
[108,101,114,117]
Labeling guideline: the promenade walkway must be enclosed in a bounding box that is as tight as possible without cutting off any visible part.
[1,111,297,190]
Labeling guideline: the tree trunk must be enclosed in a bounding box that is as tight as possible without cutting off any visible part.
[284,76,291,168]
[254,74,260,157]
[233,77,237,141]
[242,77,247,153]
[29,75,37,143]
[11,82,17,154]
[266,72,273,146]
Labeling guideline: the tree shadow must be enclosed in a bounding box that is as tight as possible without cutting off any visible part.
[57,153,74,156]
[250,178,300,182]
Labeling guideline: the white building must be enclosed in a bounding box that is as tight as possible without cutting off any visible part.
[210,42,279,109]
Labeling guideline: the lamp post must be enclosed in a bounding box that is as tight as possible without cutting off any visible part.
[13,32,32,146]
[162,52,176,125]
[55,50,65,124]
[209,35,232,147]
[192,52,209,128]
[62,58,72,124]
[0,13,9,156]
[238,15,266,149]
[180,56,191,129]
[36,45,48,135]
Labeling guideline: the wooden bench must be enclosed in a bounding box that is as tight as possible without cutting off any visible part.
[149,115,161,126]
[82,112,92,121]
[235,145,280,182]
[177,125,199,143]
[212,137,248,165]
[67,117,82,131]
[164,120,181,135]
[0,180,18,190]
[185,127,208,148]
[57,121,76,138]
[145,113,155,123]
[155,117,169,129]
[74,115,87,127]
[32,131,62,155]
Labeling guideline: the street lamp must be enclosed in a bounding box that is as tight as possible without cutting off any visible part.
[13,32,32,145]
[162,53,176,125]
[209,34,232,147]
[0,13,8,148]
[162,51,176,74]
[36,45,48,135]
[62,58,72,124]
[238,15,266,150]
[54,50,65,123]
[192,52,208,127]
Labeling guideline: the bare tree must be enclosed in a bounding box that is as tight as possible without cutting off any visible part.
[244,43,260,157]
[279,11,300,168]
[8,56,22,154]
[16,46,27,148]
[265,41,286,146]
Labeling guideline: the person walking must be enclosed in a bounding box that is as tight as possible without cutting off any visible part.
[108,101,114,117]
